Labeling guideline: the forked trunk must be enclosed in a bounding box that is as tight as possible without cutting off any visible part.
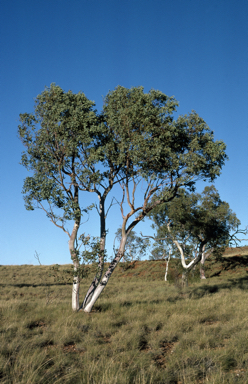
[182,243,205,285]
[83,235,127,313]
[171,236,205,286]
[80,237,105,309]
[80,197,106,310]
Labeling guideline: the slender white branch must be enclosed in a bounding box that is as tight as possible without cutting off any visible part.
[164,247,171,281]
[166,222,200,270]
[140,232,168,242]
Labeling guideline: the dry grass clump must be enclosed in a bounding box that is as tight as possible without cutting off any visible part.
[1,258,248,383]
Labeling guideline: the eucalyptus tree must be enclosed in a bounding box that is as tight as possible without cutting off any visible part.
[18,84,126,311]
[82,86,227,312]
[19,84,228,313]
[148,185,240,282]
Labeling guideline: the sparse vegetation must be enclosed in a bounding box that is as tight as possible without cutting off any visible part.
[1,252,248,383]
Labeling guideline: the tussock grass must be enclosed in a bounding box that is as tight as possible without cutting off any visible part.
[1,256,248,383]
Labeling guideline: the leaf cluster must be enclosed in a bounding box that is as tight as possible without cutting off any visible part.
[18,84,102,227]
[101,86,227,188]
[149,185,240,256]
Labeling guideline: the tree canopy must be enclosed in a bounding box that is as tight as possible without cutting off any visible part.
[19,84,228,312]
[148,185,240,279]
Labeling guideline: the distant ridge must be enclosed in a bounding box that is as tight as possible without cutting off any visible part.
[223,246,248,257]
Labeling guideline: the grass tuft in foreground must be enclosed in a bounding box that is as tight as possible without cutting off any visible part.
[1,254,248,383]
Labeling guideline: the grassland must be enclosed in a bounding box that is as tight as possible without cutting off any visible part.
[1,250,248,383]
[223,245,248,257]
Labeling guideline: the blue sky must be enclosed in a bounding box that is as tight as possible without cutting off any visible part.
[1,0,248,265]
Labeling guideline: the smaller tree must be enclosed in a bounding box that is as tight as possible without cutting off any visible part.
[148,185,240,284]
[144,234,173,281]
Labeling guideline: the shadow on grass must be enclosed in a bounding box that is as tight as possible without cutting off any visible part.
[222,255,248,270]
[93,299,166,312]
[4,273,248,309]
[0,282,71,288]
[189,275,248,299]
[84,275,248,310]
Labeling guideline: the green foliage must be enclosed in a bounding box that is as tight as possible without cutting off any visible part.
[78,233,106,276]
[101,86,227,187]
[99,86,227,254]
[19,84,228,245]
[18,84,99,226]
[149,185,240,260]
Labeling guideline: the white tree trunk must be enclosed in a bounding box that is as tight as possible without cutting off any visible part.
[70,221,80,312]
[200,245,206,279]
[173,238,202,271]
[72,269,80,311]
[200,246,214,280]
[80,197,106,310]
[83,235,127,313]
[167,223,205,281]
[164,247,171,281]
[166,223,203,271]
